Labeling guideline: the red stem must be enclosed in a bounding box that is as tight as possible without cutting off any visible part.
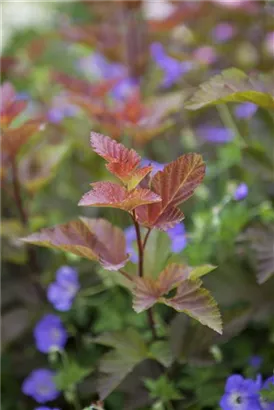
[132,211,143,277]
[131,212,157,339]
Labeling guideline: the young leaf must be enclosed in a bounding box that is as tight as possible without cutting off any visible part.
[0,82,27,127]
[22,218,129,270]
[164,279,222,334]
[78,182,161,211]
[1,120,43,160]
[90,132,152,188]
[55,360,92,391]
[135,154,205,230]
[185,68,274,110]
[93,328,147,400]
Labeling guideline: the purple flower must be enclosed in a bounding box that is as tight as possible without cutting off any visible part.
[167,223,187,253]
[124,226,138,263]
[47,266,80,311]
[233,183,248,201]
[197,126,234,143]
[211,23,235,43]
[220,374,261,410]
[47,95,78,124]
[35,408,60,410]
[34,314,68,353]
[234,102,258,119]
[22,369,60,403]
[151,42,193,88]
[141,158,165,176]
[249,356,263,369]
[111,77,139,101]
[193,46,217,65]
[77,52,137,100]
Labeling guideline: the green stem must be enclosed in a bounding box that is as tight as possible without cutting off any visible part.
[143,228,151,249]
[217,104,246,146]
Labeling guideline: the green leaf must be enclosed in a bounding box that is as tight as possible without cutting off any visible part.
[185,68,274,110]
[55,360,92,391]
[149,341,174,368]
[144,229,173,279]
[93,328,148,400]
[261,384,274,401]
[144,375,182,403]
[188,264,217,280]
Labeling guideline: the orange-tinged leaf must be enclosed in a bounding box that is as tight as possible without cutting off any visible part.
[1,120,43,159]
[91,132,140,168]
[165,280,222,334]
[136,154,205,230]
[91,132,153,186]
[22,218,128,271]
[78,182,161,212]
[126,166,153,190]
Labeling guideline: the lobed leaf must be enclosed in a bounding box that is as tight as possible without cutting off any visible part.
[136,153,205,230]
[132,263,222,334]
[22,218,128,270]
[185,68,274,110]
[165,279,222,334]
[78,181,161,212]
[132,264,191,313]
[93,328,147,400]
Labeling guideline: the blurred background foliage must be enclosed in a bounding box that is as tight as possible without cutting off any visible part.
[1,1,274,409]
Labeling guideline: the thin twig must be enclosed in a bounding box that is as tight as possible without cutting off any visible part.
[147,308,157,340]
[131,211,144,277]
[119,269,133,282]
[143,228,151,250]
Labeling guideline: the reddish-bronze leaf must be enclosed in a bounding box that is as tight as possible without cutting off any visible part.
[135,154,205,230]
[78,182,161,212]
[132,263,222,333]
[132,277,160,313]
[0,82,27,127]
[1,119,43,159]
[165,279,222,334]
[91,132,152,188]
[22,218,128,271]
[132,264,188,313]
[91,132,140,168]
